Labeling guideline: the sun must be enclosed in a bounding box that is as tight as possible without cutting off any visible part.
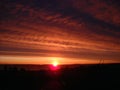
[50,60,60,71]
[53,61,58,67]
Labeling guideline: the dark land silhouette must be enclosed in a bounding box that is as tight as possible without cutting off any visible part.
[0,64,120,90]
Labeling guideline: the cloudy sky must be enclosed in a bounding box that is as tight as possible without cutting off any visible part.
[0,0,120,64]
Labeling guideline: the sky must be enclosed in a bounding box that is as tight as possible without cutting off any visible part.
[0,0,120,64]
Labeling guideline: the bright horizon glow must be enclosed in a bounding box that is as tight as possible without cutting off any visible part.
[0,55,120,65]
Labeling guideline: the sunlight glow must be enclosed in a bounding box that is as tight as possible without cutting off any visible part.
[49,60,59,71]
[53,61,58,67]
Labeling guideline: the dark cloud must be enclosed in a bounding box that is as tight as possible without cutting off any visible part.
[0,0,120,63]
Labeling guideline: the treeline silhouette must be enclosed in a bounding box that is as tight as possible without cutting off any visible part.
[0,64,120,90]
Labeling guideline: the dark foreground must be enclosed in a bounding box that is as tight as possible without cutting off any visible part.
[0,64,120,90]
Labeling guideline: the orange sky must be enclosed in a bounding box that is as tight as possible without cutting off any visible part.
[0,0,120,64]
